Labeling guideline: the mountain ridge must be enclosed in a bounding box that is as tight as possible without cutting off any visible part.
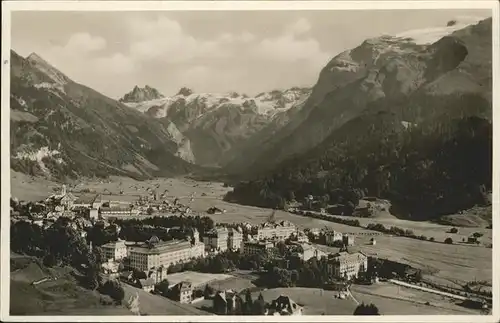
[10,50,199,181]
[122,86,311,166]
[239,17,492,175]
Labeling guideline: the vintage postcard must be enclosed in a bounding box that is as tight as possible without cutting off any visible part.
[1,1,499,322]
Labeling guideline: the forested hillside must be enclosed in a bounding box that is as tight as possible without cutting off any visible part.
[226,96,491,220]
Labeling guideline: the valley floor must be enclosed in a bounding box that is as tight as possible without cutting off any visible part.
[9,173,493,314]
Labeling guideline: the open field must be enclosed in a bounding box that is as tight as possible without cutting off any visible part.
[314,233,491,289]
[165,271,233,288]
[121,284,211,315]
[351,283,481,315]
[352,216,492,245]
[207,276,256,293]
[10,171,61,202]
[11,175,492,291]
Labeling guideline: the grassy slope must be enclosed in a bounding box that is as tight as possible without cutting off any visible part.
[10,254,131,316]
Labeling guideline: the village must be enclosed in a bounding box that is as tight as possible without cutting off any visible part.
[10,183,492,316]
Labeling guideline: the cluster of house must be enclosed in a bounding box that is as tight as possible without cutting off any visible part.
[212,292,303,316]
[37,185,193,221]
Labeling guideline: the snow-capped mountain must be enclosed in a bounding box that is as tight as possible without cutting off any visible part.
[241,17,492,174]
[125,87,310,120]
[122,86,311,166]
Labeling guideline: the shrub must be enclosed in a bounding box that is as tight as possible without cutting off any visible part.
[353,303,380,315]
[100,281,125,304]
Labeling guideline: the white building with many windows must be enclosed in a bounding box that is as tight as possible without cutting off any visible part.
[256,220,296,241]
[101,239,128,261]
[228,227,243,251]
[127,231,205,272]
[327,251,368,280]
[203,227,229,253]
[242,240,274,256]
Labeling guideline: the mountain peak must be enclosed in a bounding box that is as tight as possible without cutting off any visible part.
[176,87,194,97]
[26,52,70,85]
[120,85,165,103]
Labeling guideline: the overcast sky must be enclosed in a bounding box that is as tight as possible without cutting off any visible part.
[11,9,492,99]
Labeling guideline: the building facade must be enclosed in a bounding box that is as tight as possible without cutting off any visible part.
[102,239,128,261]
[266,295,303,316]
[203,227,229,252]
[242,240,274,256]
[100,206,140,217]
[128,232,204,272]
[227,227,243,251]
[171,281,193,304]
[325,230,343,246]
[327,251,368,280]
[342,234,355,246]
[256,220,296,241]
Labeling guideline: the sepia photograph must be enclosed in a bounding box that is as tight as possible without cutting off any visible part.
[1,1,498,321]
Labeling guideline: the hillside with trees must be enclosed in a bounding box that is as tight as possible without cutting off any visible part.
[226,106,492,221]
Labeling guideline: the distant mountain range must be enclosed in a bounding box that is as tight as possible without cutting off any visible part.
[235,17,493,174]
[122,86,311,166]
[9,16,493,219]
[10,51,198,180]
[226,17,493,222]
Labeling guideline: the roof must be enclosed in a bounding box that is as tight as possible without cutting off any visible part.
[102,240,126,249]
[128,239,192,255]
[74,194,99,204]
[138,278,155,287]
[215,290,237,302]
[173,281,192,292]
[244,240,273,247]
[100,206,133,212]
[259,221,295,229]
[100,194,141,203]
[119,270,133,278]
[205,227,229,236]
[270,295,301,314]
[329,251,367,264]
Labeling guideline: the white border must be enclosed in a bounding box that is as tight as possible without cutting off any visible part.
[1,1,499,322]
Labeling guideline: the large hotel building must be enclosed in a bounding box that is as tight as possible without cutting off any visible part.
[255,220,296,241]
[327,251,368,280]
[101,230,205,272]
